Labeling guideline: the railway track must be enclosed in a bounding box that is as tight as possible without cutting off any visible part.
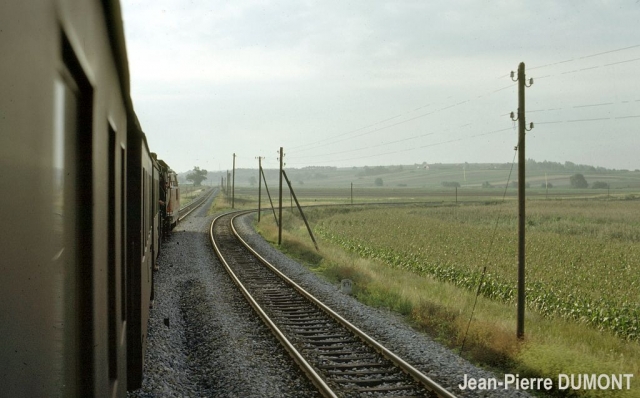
[209,211,457,398]
[179,187,216,221]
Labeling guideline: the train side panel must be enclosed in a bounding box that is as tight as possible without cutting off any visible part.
[0,0,129,396]
[126,127,156,390]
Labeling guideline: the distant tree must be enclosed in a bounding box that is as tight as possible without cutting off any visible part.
[482,181,493,188]
[248,176,257,186]
[186,166,208,187]
[569,173,588,188]
[541,182,553,189]
[592,181,609,189]
[441,181,461,188]
[374,177,384,186]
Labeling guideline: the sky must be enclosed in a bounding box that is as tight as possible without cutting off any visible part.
[120,0,640,174]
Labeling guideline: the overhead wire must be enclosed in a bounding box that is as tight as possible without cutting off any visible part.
[284,42,638,168]
[286,125,513,166]
[460,144,518,354]
[288,83,515,155]
[496,43,640,78]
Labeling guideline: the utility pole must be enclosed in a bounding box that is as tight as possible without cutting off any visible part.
[232,153,236,209]
[226,170,230,196]
[511,62,534,340]
[545,173,548,199]
[278,147,284,245]
[350,182,353,205]
[256,156,264,222]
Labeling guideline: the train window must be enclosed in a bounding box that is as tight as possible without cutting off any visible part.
[53,32,94,396]
[142,171,146,252]
[121,146,126,322]
[108,126,117,382]
[150,172,155,243]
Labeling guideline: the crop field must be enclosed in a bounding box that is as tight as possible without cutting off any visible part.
[232,184,640,208]
[311,200,640,340]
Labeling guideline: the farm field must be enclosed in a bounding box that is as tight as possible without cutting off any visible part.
[314,201,640,340]
[222,187,640,398]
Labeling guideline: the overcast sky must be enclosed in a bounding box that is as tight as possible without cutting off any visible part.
[121,0,640,173]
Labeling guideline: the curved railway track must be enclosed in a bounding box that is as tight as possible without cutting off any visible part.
[210,210,457,398]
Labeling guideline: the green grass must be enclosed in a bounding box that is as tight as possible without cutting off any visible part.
[180,184,208,206]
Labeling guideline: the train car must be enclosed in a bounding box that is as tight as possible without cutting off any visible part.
[166,169,181,229]
[0,0,168,395]
[155,157,176,240]
[126,126,157,390]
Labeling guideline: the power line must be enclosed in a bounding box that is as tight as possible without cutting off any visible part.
[496,43,640,78]
[286,131,439,160]
[527,44,640,72]
[286,108,639,167]
[520,98,639,115]
[287,113,407,151]
[287,125,513,166]
[290,83,515,156]
[288,89,637,162]
[534,55,640,79]
[288,119,497,162]
[535,114,640,124]
[286,45,639,168]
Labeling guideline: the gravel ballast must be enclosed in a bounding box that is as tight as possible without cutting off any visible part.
[129,193,532,397]
[129,193,319,398]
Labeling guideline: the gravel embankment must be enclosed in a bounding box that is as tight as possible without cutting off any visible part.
[128,193,319,398]
[129,193,532,398]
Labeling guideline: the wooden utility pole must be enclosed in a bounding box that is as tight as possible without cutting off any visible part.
[511,62,534,340]
[232,153,236,209]
[350,182,353,205]
[260,166,279,226]
[278,147,283,245]
[256,156,264,222]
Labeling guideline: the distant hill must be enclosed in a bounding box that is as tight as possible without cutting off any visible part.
[178,160,640,190]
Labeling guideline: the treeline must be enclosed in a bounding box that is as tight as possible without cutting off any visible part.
[355,165,405,177]
[526,159,615,173]
[421,160,620,173]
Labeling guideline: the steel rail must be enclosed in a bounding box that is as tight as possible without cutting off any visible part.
[209,212,338,398]
[178,187,215,221]
[229,211,458,398]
